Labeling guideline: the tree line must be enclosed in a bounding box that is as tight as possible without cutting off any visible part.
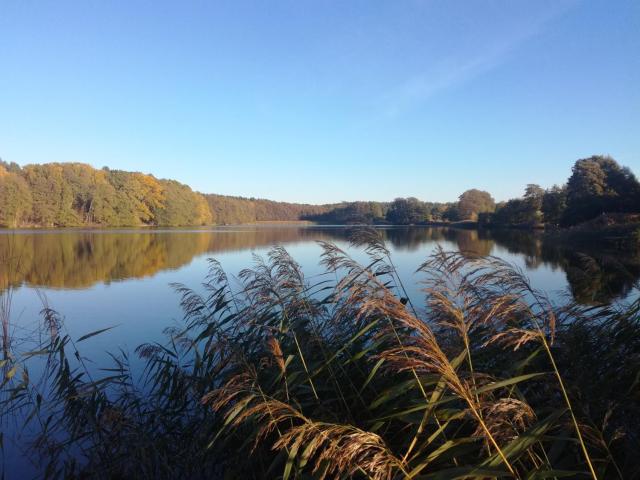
[303,193,494,225]
[480,155,640,227]
[1,155,637,228]
[203,194,332,225]
[306,155,640,227]
[0,161,211,227]
[0,160,338,227]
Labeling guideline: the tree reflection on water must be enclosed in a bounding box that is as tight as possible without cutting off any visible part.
[0,226,637,304]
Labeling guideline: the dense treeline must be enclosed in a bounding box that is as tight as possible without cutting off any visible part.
[307,156,639,228]
[479,155,640,227]
[2,155,638,228]
[0,161,211,227]
[303,201,389,224]
[204,194,332,225]
[303,189,496,225]
[305,198,456,224]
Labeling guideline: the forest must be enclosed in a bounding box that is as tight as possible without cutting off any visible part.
[203,194,333,225]
[1,155,638,228]
[0,161,211,228]
[305,155,640,228]
[0,160,336,228]
[479,156,640,228]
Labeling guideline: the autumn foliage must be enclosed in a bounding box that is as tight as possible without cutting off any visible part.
[0,161,212,227]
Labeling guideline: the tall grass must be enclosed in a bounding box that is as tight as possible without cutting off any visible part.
[1,229,639,479]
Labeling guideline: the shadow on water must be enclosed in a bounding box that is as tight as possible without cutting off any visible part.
[486,229,640,304]
[383,227,640,304]
[0,226,638,304]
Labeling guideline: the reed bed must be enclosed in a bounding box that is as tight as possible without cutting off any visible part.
[1,229,639,479]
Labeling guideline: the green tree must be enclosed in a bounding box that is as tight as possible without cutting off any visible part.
[457,189,495,220]
[0,167,32,227]
[564,155,640,225]
[206,194,336,225]
[541,185,566,226]
[106,170,165,225]
[0,159,22,175]
[492,199,528,225]
[22,164,79,226]
[385,197,428,224]
[522,184,545,223]
[154,180,212,226]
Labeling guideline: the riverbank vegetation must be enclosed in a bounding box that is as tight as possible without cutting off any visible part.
[2,231,639,478]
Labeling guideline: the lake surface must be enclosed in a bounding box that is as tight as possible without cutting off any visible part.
[2,225,639,346]
[1,224,638,361]
[1,225,639,477]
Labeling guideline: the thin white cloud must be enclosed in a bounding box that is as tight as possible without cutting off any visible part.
[381,1,578,117]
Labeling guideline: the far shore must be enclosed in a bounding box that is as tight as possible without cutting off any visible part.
[3,214,638,239]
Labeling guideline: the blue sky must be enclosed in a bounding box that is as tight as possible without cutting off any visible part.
[1,0,638,203]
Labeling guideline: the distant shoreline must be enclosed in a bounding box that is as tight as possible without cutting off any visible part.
[2,216,637,234]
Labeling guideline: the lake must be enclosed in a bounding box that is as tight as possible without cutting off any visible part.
[2,225,639,349]
[1,225,639,477]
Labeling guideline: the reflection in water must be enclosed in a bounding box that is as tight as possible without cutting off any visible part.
[372,227,492,255]
[0,228,344,290]
[562,252,640,304]
[487,229,640,304]
[1,226,638,304]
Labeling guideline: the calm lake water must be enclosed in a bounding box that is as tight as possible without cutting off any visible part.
[2,225,639,350]
[1,225,639,477]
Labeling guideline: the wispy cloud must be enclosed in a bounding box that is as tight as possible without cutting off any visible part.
[380,1,578,117]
